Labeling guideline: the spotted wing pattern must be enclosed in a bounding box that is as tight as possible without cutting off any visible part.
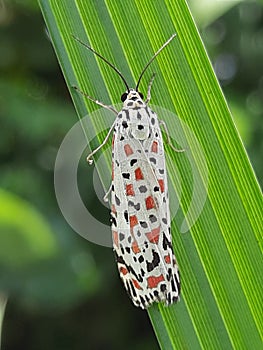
[111,90,180,308]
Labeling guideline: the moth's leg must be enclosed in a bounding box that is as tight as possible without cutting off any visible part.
[103,184,112,202]
[145,73,156,105]
[72,85,118,115]
[159,120,185,153]
[72,85,118,164]
[86,122,116,164]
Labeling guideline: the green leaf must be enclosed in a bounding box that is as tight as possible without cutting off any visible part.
[38,1,263,349]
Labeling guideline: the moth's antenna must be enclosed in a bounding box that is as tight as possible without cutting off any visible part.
[73,35,130,91]
[136,34,176,92]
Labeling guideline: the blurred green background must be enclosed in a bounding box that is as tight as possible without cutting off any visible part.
[0,1,262,349]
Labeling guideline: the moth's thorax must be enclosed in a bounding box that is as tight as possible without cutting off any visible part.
[122,89,145,109]
[117,89,160,140]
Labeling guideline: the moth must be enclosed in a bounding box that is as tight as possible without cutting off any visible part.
[73,34,182,308]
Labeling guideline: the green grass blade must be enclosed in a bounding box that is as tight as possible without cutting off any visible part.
[38,1,263,349]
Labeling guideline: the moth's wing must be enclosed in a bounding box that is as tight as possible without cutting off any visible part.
[141,122,181,286]
[111,132,180,308]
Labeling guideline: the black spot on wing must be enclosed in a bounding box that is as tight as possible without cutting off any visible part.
[129,280,136,297]
[125,281,133,299]
[163,234,173,250]
[171,277,176,293]
[160,284,166,292]
[167,292,171,304]
[153,290,159,298]
[138,255,144,263]
[146,251,160,272]
[124,210,129,223]
[140,296,146,307]
[134,203,141,210]
[119,233,125,241]
[122,172,130,179]
[139,185,147,193]
[137,112,142,120]
[140,221,148,228]
[115,254,125,265]
[110,215,117,227]
[115,195,120,206]
[167,268,173,281]
[128,201,141,211]
[130,159,137,166]
[149,214,157,223]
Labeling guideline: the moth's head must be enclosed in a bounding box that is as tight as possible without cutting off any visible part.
[121,89,144,107]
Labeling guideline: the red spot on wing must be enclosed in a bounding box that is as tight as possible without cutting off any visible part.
[132,279,142,290]
[164,254,171,264]
[147,274,165,289]
[111,204,116,214]
[129,217,140,253]
[145,196,156,210]
[112,134,115,146]
[126,184,135,196]
[146,226,160,244]
[124,144,133,156]
[151,141,158,153]
[112,231,118,248]
[130,215,138,228]
[135,167,144,180]
[132,241,141,254]
[158,179,165,193]
[120,267,128,275]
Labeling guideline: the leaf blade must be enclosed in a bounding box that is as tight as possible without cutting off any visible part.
[39,0,263,348]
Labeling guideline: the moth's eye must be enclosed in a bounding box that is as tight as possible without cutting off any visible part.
[121,93,128,102]
[139,92,144,100]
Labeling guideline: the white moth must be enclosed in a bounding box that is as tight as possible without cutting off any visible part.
[73,34,182,308]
